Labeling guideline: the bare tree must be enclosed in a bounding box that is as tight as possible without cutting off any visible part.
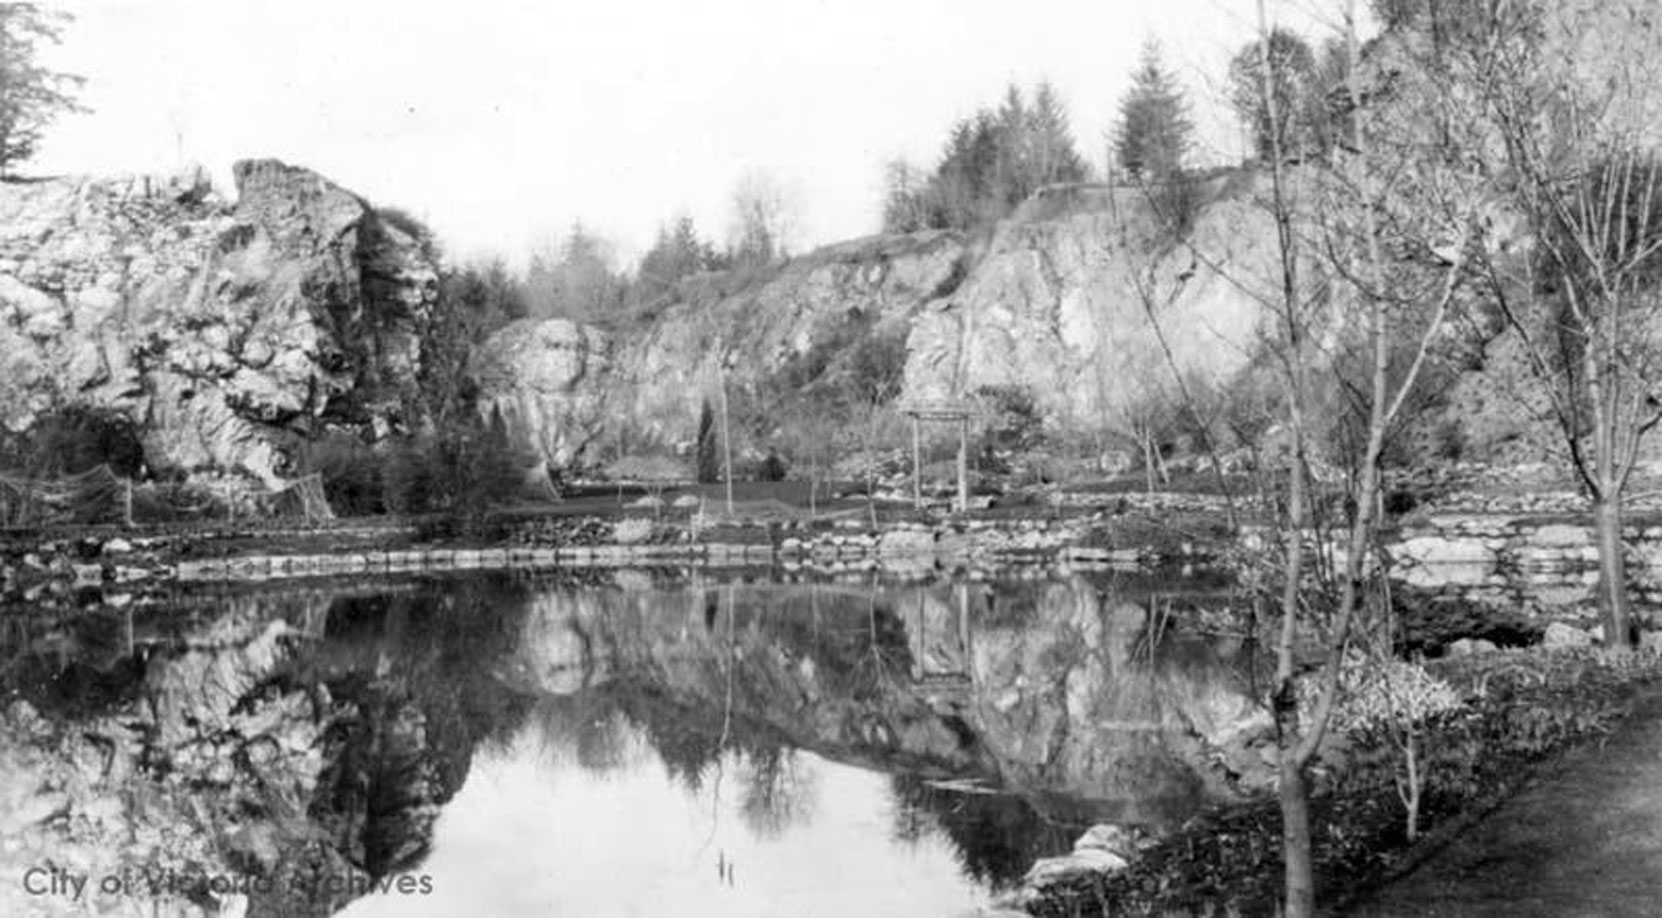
[1455,0,1662,650]
[728,169,804,267]
[1239,2,1481,912]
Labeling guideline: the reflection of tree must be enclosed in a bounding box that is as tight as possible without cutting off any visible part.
[847,592,914,700]
[887,775,1085,891]
[737,746,817,839]
[525,697,638,775]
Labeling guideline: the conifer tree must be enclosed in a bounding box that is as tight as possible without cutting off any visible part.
[1113,38,1194,181]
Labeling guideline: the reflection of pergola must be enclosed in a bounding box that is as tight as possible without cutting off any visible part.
[901,401,975,512]
[909,583,975,693]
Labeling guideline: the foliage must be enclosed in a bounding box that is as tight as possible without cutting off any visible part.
[525,221,627,325]
[975,384,1044,452]
[880,81,1090,233]
[415,257,528,429]
[633,214,721,308]
[1113,38,1193,182]
[381,408,524,515]
[1300,650,1462,736]
[695,399,720,485]
[728,169,803,267]
[297,430,384,516]
[0,3,86,177]
[1371,0,1512,47]
[0,405,144,478]
[1226,27,1340,162]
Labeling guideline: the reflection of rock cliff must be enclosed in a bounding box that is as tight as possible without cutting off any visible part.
[0,160,438,483]
[505,578,1269,818]
[0,582,534,918]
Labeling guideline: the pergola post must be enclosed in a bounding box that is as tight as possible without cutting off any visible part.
[957,417,968,513]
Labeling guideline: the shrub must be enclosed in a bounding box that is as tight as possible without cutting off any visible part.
[975,384,1044,451]
[298,431,384,516]
[1,405,145,478]
[696,399,721,484]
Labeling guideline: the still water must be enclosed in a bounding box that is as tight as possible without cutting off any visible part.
[2,570,1263,917]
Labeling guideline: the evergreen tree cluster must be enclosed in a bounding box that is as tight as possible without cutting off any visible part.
[636,215,723,305]
[882,81,1090,234]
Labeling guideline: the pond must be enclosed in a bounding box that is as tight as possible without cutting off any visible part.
[1,569,1268,918]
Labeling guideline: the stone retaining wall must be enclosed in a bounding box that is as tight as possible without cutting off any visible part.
[1387,513,1662,589]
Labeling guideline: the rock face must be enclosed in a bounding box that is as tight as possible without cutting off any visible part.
[474,318,610,466]
[610,230,966,448]
[0,159,438,484]
[903,181,1273,427]
[492,180,1280,467]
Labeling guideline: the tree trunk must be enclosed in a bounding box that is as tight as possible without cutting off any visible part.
[1279,757,1316,918]
[1595,494,1634,649]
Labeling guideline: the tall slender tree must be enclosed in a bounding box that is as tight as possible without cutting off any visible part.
[1113,38,1194,182]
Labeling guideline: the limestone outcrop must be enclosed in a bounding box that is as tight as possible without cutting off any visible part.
[0,159,438,484]
[473,318,609,467]
[903,181,1274,428]
[500,179,1281,467]
[607,230,966,449]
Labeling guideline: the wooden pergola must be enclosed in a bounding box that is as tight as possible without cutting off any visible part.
[901,400,976,512]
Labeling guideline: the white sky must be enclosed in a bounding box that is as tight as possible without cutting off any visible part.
[34,1,1355,268]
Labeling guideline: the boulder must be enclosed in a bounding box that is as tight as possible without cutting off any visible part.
[1024,847,1130,887]
[1542,621,1595,648]
[1447,637,1500,657]
[1073,823,1140,858]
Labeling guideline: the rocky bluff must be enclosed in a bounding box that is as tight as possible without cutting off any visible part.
[489,176,1282,466]
[0,159,438,484]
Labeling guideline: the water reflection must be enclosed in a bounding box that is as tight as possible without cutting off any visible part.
[1,570,1265,918]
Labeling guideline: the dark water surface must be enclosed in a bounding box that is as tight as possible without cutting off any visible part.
[3,569,1263,917]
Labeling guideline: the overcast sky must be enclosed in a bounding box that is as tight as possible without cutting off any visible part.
[35,1,1356,268]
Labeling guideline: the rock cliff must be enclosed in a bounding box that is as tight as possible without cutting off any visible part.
[0,160,438,484]
[489,178,1280,468]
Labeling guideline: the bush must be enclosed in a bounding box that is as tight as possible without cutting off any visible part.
[380,414,524,516]
[755,451,788,482]
[695,399,721,484]
[1,405,145,478]
[975,384,1044,451]
[298,431,384,516]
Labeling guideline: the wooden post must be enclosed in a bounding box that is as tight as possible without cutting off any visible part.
[957,418,969,513]
[123,478,134,528]
[911,415,922,510]
[718,365,734,517]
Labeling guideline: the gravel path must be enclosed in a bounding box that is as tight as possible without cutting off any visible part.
[1344,687,1662,918]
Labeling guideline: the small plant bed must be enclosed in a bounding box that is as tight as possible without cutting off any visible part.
[1025,646,1662,918]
